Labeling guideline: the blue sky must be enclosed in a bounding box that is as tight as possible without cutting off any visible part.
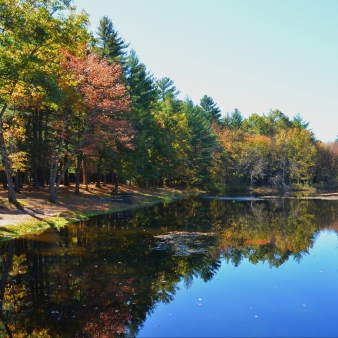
[73,0,338,142]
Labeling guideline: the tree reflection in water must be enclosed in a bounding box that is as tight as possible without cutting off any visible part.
[0,197,337,337]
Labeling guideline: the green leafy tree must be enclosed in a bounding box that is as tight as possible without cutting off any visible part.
[0,0,89,202]
[266,109,292,136]
[242,113,269,135]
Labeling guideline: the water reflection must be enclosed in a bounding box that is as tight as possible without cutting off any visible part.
[0,197,337,337]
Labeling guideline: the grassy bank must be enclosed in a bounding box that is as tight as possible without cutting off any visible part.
[0,184,198,240]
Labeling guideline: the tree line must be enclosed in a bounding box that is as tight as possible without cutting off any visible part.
[0,0,337,203]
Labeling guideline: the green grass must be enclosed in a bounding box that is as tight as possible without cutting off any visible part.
[0,217,69,240]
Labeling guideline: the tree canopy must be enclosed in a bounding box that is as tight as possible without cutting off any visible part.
[0,2,336,204]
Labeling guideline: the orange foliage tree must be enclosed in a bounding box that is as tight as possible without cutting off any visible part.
[48,51,132,202]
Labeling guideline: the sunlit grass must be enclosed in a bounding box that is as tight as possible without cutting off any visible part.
[0,217,69,240]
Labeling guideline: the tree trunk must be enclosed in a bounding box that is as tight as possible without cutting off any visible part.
[114,175,119,193]
[32,109,39,188]
[103,168,107,185]
[42,110,48,187]
[38,111,45,187]
[49,157,71,203]
[96,161,101,188]
[75,155,82,195]
[49,138,71,203]
[0,121,16,203]
[83,158,89,191]
[63,154,70,186]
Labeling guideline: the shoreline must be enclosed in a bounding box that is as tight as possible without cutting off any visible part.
[0,183,198,240]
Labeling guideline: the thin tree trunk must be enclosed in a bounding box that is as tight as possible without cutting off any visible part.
[103,167,107,186]
[96,160,101,188]
[83,158,89,191]
[75,155,82,195]
[32,109,39,188]
[63,154,70,186]
[114,175,119,193]
[38,110,45,187]
[0,121,16,203]
[49,135,71,203]
[49,156,71,203]
[42,111,48,187]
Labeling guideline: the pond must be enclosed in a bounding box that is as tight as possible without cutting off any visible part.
[1,196,338,337]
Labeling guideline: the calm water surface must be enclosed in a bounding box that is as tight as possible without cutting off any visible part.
[1,197,338,337]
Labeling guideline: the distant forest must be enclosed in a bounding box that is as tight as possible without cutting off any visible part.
[0,0,337,203]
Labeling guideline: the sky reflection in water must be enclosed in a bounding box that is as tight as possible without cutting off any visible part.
[138,230,338,337]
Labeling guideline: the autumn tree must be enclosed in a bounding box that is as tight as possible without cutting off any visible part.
[274,128,317,186]
[0,0,89,202]
[48,51,131,202]
[315,142,338,186]
[239,135,271,186]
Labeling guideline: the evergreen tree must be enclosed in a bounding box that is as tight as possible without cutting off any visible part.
[223,108,243,130]
[200,95,221,124]
[156,77,180,101]
[183,99,218,186]
[124,50,161,187]
[125,50,158,111]
[95,16,129,63]
[292,113,310,130]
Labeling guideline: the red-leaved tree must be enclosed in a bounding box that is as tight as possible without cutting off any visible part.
[49,51,132,202]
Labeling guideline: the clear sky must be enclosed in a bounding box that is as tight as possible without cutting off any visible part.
[73,0,338,142]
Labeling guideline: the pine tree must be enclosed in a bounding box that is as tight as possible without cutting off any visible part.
[123,50,160,187]
[183,99,218,186]
[95,16,129,63]
[200,95,221,124]
[156,77,180,101]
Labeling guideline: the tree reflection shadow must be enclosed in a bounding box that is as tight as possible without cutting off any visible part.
[0,197,337,336]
